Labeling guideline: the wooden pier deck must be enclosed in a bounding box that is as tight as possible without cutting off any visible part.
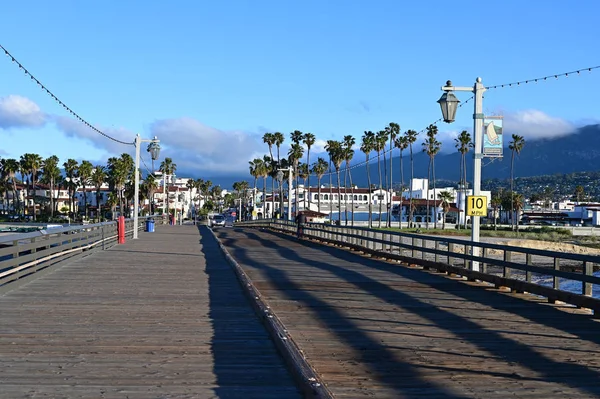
[215,227,600,398]
[0,225,301,398]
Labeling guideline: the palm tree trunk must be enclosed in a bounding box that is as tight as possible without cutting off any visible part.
[377,150,382,228]
[510,152,515,231]
[306,148,311,209]
[409,146,414,228]
[366,157,372,228]
[262,176,266,219]
[317,178,322,214]
[271,178,275,219]
[344,162,348,226]
[329,159,333,223]
[426,159,431,229]
[399,151,403,230]
[349,169,355,227]
[433,157,437,229]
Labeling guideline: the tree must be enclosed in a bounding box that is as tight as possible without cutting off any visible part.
[20,153,43,221]
[404,129,418,227]
[78,160,93,219]
[263,132,276,217]
[91,165,106,221]
[298,162,309,209]
[394,135,408,229]
[455,130,473,229]
[374,130,388,228]
[361,131,375,228]
[288,142,304,208]
[342,135,355,226]
[41,155,61,218]
[385,122,400,227]
[273,132,285,216]
[422,125,441,229]
[325,140,340,223]
[311,157,328,215]
[328,141,344,223]
[159,157,177,219]
[490,191,502,230]
[437,190,453,230]
[575,185,585,204]
[63,158,79,219]
[2,158,20,217]
[509,134,525,230]
[303,132,316,207]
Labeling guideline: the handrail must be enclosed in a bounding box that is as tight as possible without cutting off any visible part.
[238,219,600,316]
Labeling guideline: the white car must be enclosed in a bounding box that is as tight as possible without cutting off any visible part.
[211,215,226,228]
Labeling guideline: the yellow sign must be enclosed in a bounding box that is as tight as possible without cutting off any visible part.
[466,195,487,217]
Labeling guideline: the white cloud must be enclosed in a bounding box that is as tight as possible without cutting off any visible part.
[504,109,575,140]
[54,116,135,155]
[0,95,47,129]
[149,118,265,175]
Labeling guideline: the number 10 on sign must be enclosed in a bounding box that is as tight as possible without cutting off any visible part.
[466,195,487,217]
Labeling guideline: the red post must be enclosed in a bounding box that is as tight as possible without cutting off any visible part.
[118,216,125,244]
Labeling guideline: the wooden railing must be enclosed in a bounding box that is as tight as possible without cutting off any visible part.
[0,215,166,287]
[239,219,600,316]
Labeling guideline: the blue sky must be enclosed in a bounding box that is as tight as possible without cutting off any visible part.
[1,0,599,180]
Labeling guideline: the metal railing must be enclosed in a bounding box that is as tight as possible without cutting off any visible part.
[239,219,600,316]
[0,215,166,287]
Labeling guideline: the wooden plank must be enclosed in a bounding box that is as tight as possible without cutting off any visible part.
[0,225,301,398]
[216,227,600,398]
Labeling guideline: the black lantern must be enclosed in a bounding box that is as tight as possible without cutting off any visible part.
[437,81,460,123]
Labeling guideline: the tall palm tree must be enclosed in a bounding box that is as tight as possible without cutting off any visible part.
[404,129,418,227]
[513,193,525,232]
[325,140,340,222]
[303,132,316,207]
[20,153,43,220]
[329,141,344,223]
[342,135,355,226]
[455,130,473,229]
[63,158,79,219]
[41,155,61,218]
[361,131,375,228]
[288,142,304,210]
[437,190,453,230]
[273,132,285,216]
[90,165,106,221]
[159,157,177,218]
[375,130,388,227]
[260,156,271,218]
[509,134,525,230]
[2,158,20,216]
[263,132,275,218]
[422,125,441,229]
[386,123,400,227]
[394,136,408,229]
[491,191,502,230]
[78,160,93,219]
[311,157,328,215]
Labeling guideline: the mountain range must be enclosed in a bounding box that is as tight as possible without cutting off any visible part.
[189,124,600,189]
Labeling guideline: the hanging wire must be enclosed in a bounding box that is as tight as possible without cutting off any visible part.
[486,65,599,90]
[0,44,134,146]
[140,154,154,178]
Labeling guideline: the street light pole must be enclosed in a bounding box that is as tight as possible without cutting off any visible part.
[276,166,294,221]
[133,134,160,239]
[438,78,486,271]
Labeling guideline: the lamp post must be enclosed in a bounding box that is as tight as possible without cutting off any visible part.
[437,78,485,271]
[134,134,160,239]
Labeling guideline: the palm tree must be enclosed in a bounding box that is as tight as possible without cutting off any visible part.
[20,153,43,221]
[259,156,270,218]
[361,131,375,228]
[394,136,408,229]
[386,122,400,227]
[41,155,61,218]
[78,160,93,219]
[455,130,473,228]
[325,140,340,223]
[90,165,106,221]
[63,158,79,219]
[329,141,344,223]
[342,135,355,226]
[288,142,304,210]
[273,132,285,216]
[422,125,441,229]
[2,158,20,217]
[491,191,502,230]
[404,129,418,227]
[575,185,585,204]
[311,157,328,215]
[375,130,388,228]
[513,193,525,231]
[437,190,453,230]
[159,157,177,218]
[263,132,275,218]
[509,134,525,230]
[303,132,316,207]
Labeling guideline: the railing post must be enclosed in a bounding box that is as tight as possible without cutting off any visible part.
[583,261,593,297]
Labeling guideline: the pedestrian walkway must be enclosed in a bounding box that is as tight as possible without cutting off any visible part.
[0,225,301,398]
[215,227,600,398]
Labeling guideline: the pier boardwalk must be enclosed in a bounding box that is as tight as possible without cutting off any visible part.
[0,225,301,398]
[215,227,600,398]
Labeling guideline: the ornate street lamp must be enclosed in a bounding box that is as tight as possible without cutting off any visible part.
[134,135,160,239]
[437,81,461,123]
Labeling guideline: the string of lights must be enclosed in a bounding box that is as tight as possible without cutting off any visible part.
[486,65,599,90]
[0,44,134,146]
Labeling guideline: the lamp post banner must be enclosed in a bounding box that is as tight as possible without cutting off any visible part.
[483,116,503,157]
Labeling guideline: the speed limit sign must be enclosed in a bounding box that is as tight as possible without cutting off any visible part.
[466,195,487,216]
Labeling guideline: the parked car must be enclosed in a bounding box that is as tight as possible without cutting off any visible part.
[225,216,235,228]
[211,215,226,228]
